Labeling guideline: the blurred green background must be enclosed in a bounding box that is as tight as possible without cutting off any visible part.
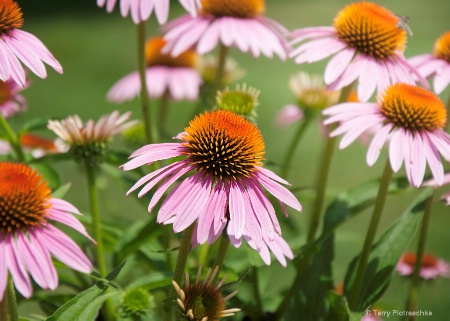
[12,0,450,320]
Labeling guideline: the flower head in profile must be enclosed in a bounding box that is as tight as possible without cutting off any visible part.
[215,84,260,122]
[172,266,240,321]
[276,71,339,127]
[0,78,28,118]
[0,162,93,300]
[107,36,202,103]
[197,55,245,86]
[409,31,450,94]
[97,0,201,24]
[289,2,427,102]
[323,83,450,187]
[0,0,62,87]
[48,110,136,166]
[122,110,301,266]
[163,0,288,59]
[396,252,450,280]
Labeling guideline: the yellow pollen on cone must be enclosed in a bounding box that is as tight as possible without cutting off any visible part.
[334,2,406,59]
[201,0,265,18]
[145,36,197,68]
[380,83,447,131]
[433,31,450,63]
[0,0,23,34]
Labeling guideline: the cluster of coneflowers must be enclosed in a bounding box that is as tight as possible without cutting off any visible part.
[0,0,449,321]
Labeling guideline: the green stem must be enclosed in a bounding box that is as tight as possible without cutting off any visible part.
[306,84,353,243]
[251,266,264,320]
[84,162,115,321]
[212,232,230,274]
[164,223,196,321]
[348,160,394,310]
[158,91,171,139]
[212,43,229,98]
[406,192,434,321]
[5,277,18,321]
[0,114,25,162]
[274,84,354,321]
[0,293,6,321]
[137,21,158,144]
[281,114,313,179]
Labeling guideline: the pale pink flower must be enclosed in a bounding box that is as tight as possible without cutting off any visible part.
[163,0,288,59]
[323,83,450,188]
[48,110,136,146]
[0,162,93,300]
[122,110,302,266]
[409,31,450,94]
[423,173,450,206]
[0,0,62,87]
[396,252,450,280]
[0,78,27,118]
[289,2,427,102]
[0,134,67,158]
[107,36,202,103]
[97,0,201,24]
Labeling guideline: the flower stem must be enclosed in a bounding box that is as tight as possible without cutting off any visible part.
[281,114,313,179]
[348,159,394,310]
[137,21,158,144]
[84,162,115,321]
[306,84,353,242]
[158,91,171,139]
[212,232,230,274]
[5,277,19,321]
[0,114,25,162]
[164,223,196,321]
[405,192,434,321]
[213,43,229,98]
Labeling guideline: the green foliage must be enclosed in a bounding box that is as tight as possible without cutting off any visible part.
[344,188,433,311]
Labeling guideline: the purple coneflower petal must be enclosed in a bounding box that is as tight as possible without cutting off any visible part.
[229,181,247,239]
[366,123,393,166]
[422,133,444,185]
[434,64,450,94]
[324,47,356,85]
[256,173,302,212]
[0,237,8,300]
[4,235,32,298]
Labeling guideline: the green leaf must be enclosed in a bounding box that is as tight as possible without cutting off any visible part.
[44,283,107,321]
[45,263,126,321]
[282,176,410,321]
[30,163,61,190]
[343,188,433,311]
[19,117,52,134]
[51,182,72,199]
[221,266,250,291]
[127,272,173,290]
[113,219,161,266]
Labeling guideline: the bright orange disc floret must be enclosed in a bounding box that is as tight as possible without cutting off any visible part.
[201,0,265,19]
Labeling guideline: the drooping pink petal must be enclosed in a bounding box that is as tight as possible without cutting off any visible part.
[324,47,356,85]
[409,133,427,187]
[197,182,227,244]
[228,181,247,239]
[36,225,92,273]
[29,231,58,290]
[0,236,8,301]
[421,132,444,185]
[433,64,450,94]
[256,173,302,211]
[389,128,407,172]
[4,235,32,298]
[358,56,379,102]
[366,123,393,166]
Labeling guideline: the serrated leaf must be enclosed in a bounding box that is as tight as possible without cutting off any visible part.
[343,188,433,311]
[45,263,126,321]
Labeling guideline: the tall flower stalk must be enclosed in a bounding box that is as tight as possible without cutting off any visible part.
[137,22,157,144]
[405,193,434,321]
[0,114,25,162]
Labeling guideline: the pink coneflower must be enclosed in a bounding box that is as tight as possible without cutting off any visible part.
[289,2,427,102]
[423,173,450,206]
[0,134,67,158]
[122,110,301,266]
[97,0,201,24]
[0,78,27,118]
[396,252,450,280]
[323,83,450,188]
[409,31,450,94]
[0,162,93,300]
[163,0,288,59]
[0,0,62,87]
[107,36,202,103]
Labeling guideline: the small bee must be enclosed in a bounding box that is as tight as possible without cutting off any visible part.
[397,15,413,36]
